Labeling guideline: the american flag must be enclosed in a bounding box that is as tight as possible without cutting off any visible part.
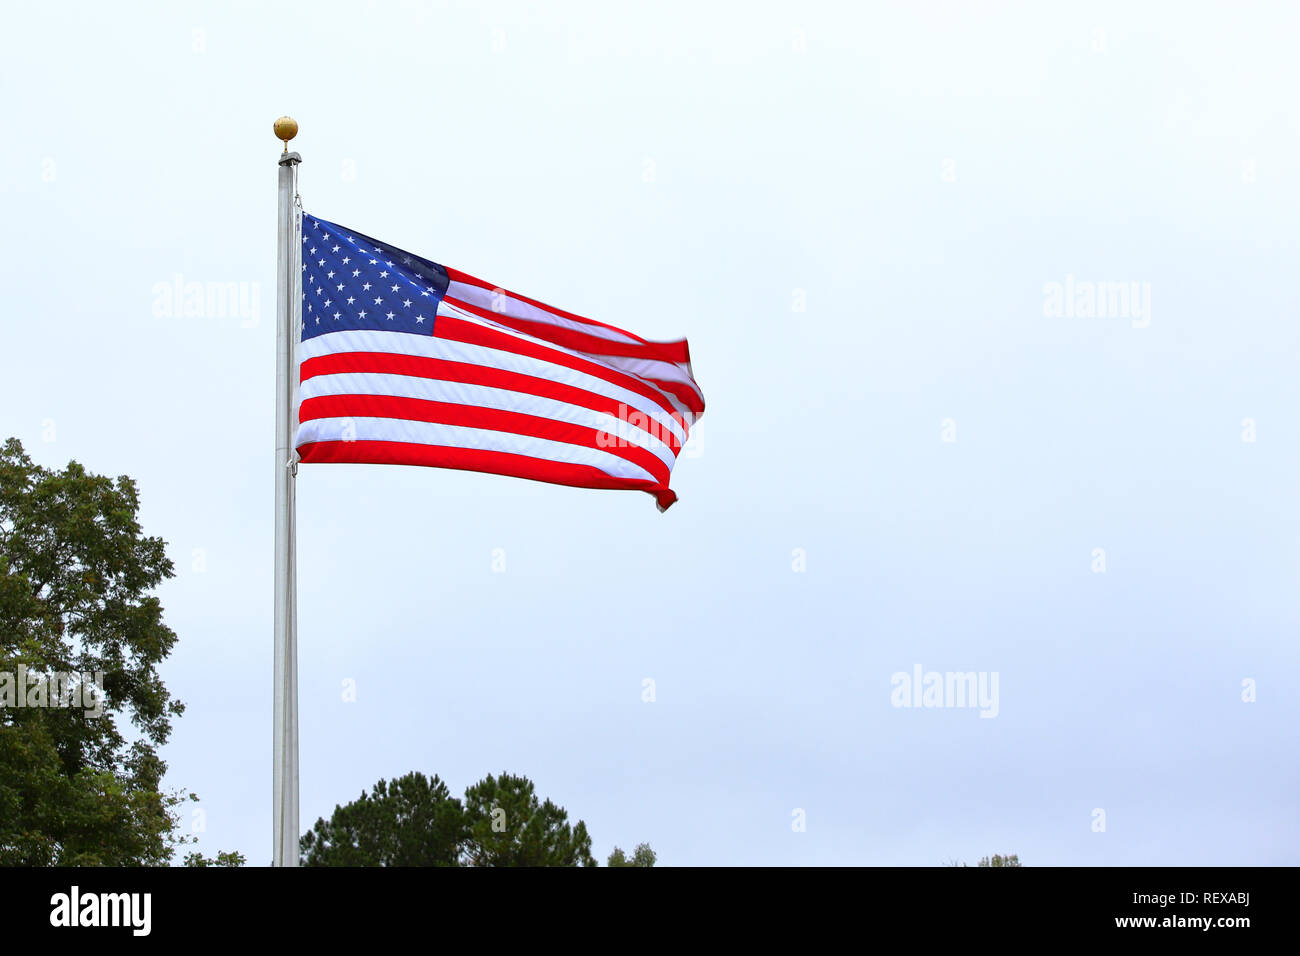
[295,213,704,510]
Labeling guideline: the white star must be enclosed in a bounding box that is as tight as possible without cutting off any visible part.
[391,284,399,292]
[327,271,335,279]
[336,283,344,291]
[309,247,316,255]
[332,245,340,253]
[362,282,371,291]
[386,312,395,320]
[415,315,425,324]
[342,257,350,264]
[333,312,341,320]
[379,270,388,278]
[358,310,367,319]
[352,269,360,277]
[346,297,355,305]
[374,296,382,304]
[403,299,411,308]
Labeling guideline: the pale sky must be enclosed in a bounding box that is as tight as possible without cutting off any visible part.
[1,0,1297,865]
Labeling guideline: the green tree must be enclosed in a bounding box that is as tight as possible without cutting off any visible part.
[301,771,598,867]
[300,772,465,866]
[944,853,1024,867]
[184,850,246,867]
[0,438,191,865]
[607,842,657,867]
[461,772,596,867]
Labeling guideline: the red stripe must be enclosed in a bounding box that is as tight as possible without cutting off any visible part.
[643,377,706,417]
[433,313,688,426]
[300,351,684,451]
[298,393,673,487]
[298,439,677,510]
[442,294,689,363]
[442,267,672,349]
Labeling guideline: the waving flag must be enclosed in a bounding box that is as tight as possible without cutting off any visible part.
[294,213,704,510]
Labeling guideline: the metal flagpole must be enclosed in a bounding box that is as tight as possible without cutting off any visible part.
[272,116,301,867]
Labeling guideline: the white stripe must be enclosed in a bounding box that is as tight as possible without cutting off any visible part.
[446,280,642,346]
[581,354,704,405]
[296,416,658,484]
[300,328,688,445]
[435,302,700,429]
[300,372,677,471]
[436,299,703,414]
[656,389,695,424]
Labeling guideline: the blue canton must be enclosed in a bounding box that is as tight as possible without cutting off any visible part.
[300,212,450,341]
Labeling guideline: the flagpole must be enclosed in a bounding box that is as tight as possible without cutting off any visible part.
[272,116,301,867]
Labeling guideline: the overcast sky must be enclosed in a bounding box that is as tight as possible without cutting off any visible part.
[2,0,1297,865]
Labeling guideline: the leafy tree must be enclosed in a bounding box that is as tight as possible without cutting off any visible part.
[0,438,191,865]
[607,843,657,867]
[301,770,597,866]
[461,772,596,867]
[184,850,246,867]
[944,853,1024,867]
[301,771,465,866]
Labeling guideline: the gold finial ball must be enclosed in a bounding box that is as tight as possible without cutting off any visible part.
[273,116,299,145]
